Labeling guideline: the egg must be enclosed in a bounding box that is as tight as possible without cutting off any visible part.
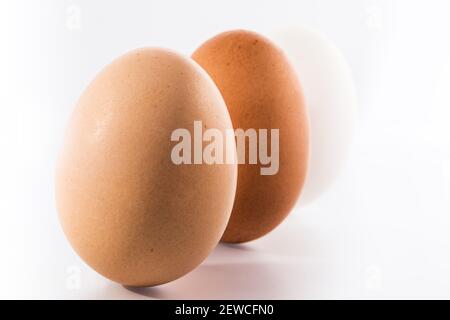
[271,27,357,205]
[192,30,309,243]
[55,48,237,286]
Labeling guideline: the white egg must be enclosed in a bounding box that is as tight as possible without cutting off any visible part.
[270,26,358,205]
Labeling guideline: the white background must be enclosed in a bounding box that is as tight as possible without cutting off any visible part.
[1,0,450,299]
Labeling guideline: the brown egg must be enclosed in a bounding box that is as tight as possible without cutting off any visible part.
[192,30,309,243]
[55,48,237,286]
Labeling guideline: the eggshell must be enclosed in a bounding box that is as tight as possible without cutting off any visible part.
[192,30,309,243]
[271,27,357,205]
[55,48,237,286]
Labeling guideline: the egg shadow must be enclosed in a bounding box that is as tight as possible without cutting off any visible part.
[124,285,169,300]
[219,242,256,252]
[123,230,328,300]
[122,262,280,299]
[167,262,290,299]
[125,259,326,299]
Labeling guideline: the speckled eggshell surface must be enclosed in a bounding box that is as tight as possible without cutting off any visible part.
[55,48,237,286]
[192,30,309,243]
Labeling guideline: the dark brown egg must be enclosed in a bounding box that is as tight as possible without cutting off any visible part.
[192,30,309,243]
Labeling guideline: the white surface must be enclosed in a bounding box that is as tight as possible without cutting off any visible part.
[1,0,450,299]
